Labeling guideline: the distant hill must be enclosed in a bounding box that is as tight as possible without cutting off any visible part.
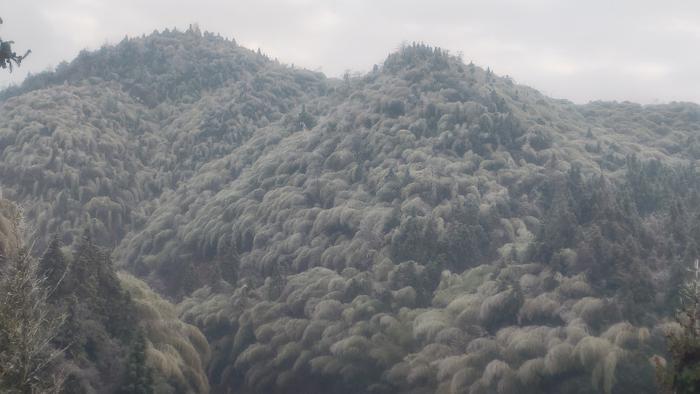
[2,27,700,393]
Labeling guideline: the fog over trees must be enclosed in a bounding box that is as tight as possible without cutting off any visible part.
[2,26,700,393]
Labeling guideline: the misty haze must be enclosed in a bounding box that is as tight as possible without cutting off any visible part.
[0,2,700,394]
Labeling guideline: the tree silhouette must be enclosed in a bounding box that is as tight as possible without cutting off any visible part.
[0,17,31,72]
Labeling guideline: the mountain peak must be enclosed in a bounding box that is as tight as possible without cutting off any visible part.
[3,27,700,394]
[382,42,456,72]
[0,28,273,105]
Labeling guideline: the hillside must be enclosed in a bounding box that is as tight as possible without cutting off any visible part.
[2,27,700,393]
[0,197,211,393]
[0,27,327,253]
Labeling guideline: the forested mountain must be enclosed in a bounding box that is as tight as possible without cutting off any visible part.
[0,198,210,393]
[2,26,700,393]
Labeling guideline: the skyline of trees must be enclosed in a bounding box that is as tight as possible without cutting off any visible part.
[2,28,700,393]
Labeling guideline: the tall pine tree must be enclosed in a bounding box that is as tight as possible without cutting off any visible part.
[117,331,154,394]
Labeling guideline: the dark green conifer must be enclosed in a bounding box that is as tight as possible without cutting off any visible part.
[117,332,154,394]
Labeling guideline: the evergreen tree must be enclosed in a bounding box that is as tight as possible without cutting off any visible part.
[117,332,154,394]
[535,180,578,264]
[296,105,316,131]
[71,231,102,302]
[70,230,135,340]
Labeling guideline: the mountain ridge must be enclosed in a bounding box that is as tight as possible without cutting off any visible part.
[2,29,700,393]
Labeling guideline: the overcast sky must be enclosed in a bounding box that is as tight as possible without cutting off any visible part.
[2,0,700,104]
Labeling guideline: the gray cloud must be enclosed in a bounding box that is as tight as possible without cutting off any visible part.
[2,0,700,104]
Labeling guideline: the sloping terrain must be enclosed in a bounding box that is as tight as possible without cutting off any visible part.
[0,27,327,253]
[2,28,700,393]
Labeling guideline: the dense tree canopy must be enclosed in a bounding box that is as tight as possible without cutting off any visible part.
[2,31,700,393]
